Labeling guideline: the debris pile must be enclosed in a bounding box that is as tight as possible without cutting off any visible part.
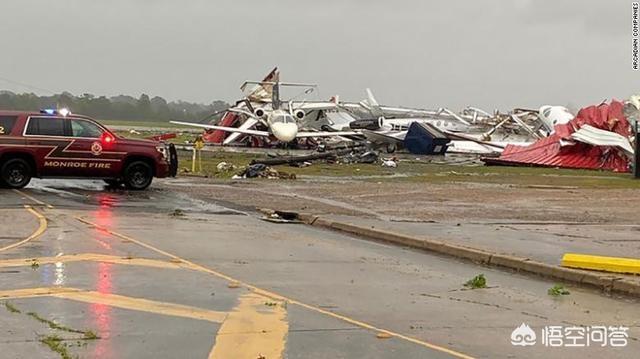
[482,100,635,172]
[233,163,296,180]
[160,68,639,176]
[169,68,551,157]
[341,151,379,164]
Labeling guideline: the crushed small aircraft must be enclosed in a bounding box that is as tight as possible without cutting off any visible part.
[171,68,361,145]
[337,88,551,155]
[169,68,546,155]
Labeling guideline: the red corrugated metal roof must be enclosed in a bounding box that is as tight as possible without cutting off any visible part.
[482,100,631,172]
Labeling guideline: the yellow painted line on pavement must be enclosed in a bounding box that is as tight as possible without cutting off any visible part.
[0,253,201,271]
[13,189,54,208]
[0,206,47,253]
[52,290,227,323]
[76,215,475,359]
[0,287,82,299]
[562,253,640,275]
[0,286,226,323]
[209,293,288,359]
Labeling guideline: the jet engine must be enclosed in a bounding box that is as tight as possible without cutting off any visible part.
[293,109,306,120]
[348,116,385,130]
[254,108,267,118]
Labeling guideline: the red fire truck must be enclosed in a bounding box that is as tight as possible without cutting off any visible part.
[0,109,177,190]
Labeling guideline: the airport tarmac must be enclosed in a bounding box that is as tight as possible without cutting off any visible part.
[1,178,638,359]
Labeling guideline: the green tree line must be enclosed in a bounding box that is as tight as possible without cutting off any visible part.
[0,91,229,122]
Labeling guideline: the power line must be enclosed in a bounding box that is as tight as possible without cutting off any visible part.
[0,76,57,94]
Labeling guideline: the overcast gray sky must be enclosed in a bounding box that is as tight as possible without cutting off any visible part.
[0,0,637,110]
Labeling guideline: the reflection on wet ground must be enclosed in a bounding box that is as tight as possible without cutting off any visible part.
[27,178,245,215]
[1,181,456,359]
[0,188,292,359]
[1,180,639,359]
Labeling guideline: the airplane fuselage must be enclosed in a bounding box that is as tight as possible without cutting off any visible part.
[383,118,469,133]
[267,109,299,142]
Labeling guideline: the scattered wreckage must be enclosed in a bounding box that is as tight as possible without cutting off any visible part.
[234,163,296,180]
[482,100,638,172]
[171,68,544,154]
[232,143,391,179]
[171,67,360,145]
[170,67,639,174]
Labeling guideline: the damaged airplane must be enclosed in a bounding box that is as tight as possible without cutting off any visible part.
[171,68,361,144]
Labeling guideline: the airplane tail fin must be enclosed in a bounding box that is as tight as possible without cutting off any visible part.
[246,67,280,102]
[365,88,379,107]
[364,88,384,117]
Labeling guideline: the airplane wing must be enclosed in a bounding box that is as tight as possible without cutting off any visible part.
[378,106,436,115]
[442,130,506,149]
[338,103,363,110]
[290,102,338,111]
[170,121,271,137]
[223,118,259,145]
[361,130,406,144]
[295,130,362,138]
[340,102,437,116]
[340,101,441,118]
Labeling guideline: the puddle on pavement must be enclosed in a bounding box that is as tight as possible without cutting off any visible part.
[27,179,245,216]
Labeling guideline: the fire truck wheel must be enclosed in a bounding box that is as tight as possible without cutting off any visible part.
[123,161,153,190]
[1,158,32,189]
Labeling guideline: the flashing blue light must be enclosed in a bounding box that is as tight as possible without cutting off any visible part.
[39,108,71,116]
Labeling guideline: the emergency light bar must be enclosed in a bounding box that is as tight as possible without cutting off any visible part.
[40,108,71,116]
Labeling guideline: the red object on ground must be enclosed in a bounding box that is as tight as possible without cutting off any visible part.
[203,112,239,144]
[148,133,177,142]
[483,100,632,172]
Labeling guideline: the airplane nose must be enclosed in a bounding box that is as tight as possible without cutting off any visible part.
[271,122,298,142]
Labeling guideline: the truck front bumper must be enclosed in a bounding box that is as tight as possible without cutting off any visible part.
[156,143,178,178]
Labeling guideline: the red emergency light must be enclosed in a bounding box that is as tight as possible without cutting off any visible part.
[101,132,115,144]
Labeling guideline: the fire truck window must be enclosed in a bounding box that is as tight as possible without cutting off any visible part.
[70,119,103,138]
[25,117,65,136]
[0,116,17,135]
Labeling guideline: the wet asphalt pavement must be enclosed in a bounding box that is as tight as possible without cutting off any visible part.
[0,178,639,359]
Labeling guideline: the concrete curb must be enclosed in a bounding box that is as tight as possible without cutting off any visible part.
[292,212,640,298]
